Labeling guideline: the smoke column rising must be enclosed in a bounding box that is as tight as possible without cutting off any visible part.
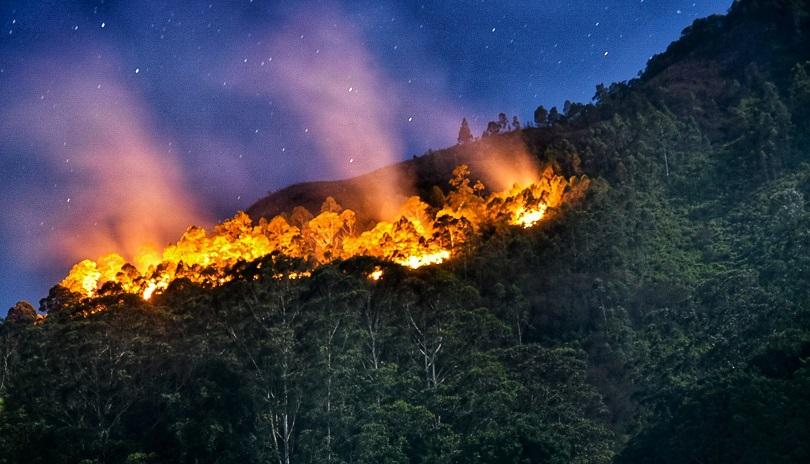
[230,7,427,217]
[0,54,207,270]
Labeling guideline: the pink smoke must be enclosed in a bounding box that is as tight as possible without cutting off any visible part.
[228,6,461,217]
[1,53,207,268]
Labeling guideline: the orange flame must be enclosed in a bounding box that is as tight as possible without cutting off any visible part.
[59,165,588,301]
[368,267,384,281]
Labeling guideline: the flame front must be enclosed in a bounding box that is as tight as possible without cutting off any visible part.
[512,205,547,228]
[395,250,451,269]
[60,165,588,301]
[368,267,384,281]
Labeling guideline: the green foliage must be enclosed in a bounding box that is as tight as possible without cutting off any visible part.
[619,332,810,464]
[0,259,616,463]
[4,1,810,462]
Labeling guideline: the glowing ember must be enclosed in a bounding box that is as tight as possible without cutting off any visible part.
[58,164,589,302]
[512,205,547,228]
[273,271,312,281]
[142,274,170,300]
[368,267,384,281]
[394,250,451,269]
[142,282,158,301]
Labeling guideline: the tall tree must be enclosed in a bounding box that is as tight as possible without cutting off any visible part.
[548,106,561,126]
[226,276,307,464]
[790,62,810,136]
[497,113,509,132]
[482,121,501,138]
[731,80,791,181]
[457,118,473,144]
[534,105,549,127]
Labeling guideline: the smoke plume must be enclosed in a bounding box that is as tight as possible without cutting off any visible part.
[1,53,207,270]
[229,6,430,218]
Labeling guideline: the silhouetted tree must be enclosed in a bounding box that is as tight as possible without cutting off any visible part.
[534,105,548,127]
[594,83,609,103]
[498,113,509,132]
[563,100,573,115]
[511,116,521,131]
[548,106,561,126]
[482,121,501,138]
[563,100,586,119]
[457,117,473,144]
[5,301,37,325]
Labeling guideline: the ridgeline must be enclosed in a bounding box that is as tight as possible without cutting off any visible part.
[2,1,810,462]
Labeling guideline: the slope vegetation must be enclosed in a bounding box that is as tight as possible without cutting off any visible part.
[2,1,810,462]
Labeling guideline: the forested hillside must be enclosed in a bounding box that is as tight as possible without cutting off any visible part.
[2,0,810,462]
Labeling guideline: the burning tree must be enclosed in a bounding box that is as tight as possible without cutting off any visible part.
[56,164,589,306]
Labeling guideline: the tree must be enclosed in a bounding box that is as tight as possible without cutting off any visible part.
[790,61,810,136]
[534,105,549,127]
[225,278,307,464]
[457,118,473,144]
[730,80,791,181]
[619,335,810,464]
[5,302,37,325]
[39,285,82,314]
[497,113,509,132]
[455,352,522,464]
[594,83,609,103]
[548,106,561,126]
[563,100,586,120]
[290,206,314,229]
[501,346,615,464]
[297,268,365,464]
[0,317,21,398]
[493,284,528,346]
[0,304,173,463]
[320,196,342,214]
[481,121,500,138]
[511,116,521,131]
[563,100,573,116]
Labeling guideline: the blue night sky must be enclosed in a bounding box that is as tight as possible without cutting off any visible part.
[0,0,732,314]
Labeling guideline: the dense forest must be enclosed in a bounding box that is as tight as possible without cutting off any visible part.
[3,0,810,462]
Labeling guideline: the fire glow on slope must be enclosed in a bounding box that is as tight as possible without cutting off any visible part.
[59,165,589,300]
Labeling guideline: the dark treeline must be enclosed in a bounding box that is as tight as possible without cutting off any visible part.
[3,0,810,462]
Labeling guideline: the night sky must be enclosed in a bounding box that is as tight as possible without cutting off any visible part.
[0,0,732,313]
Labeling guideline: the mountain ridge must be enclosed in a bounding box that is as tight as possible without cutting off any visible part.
[245,0,810,225]
[3,1,810,462]
[245,132,556,225]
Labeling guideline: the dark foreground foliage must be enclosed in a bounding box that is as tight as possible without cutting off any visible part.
[0,258,615,464]
[3,0,810,462]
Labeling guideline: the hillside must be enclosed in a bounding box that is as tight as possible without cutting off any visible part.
[3,1,810,463]
[246,134,554,225]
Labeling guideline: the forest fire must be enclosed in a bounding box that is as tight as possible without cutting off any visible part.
[512,205,547,228]
[395,250,451,269]
[368,267,384,281]
[59,165,589,301]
